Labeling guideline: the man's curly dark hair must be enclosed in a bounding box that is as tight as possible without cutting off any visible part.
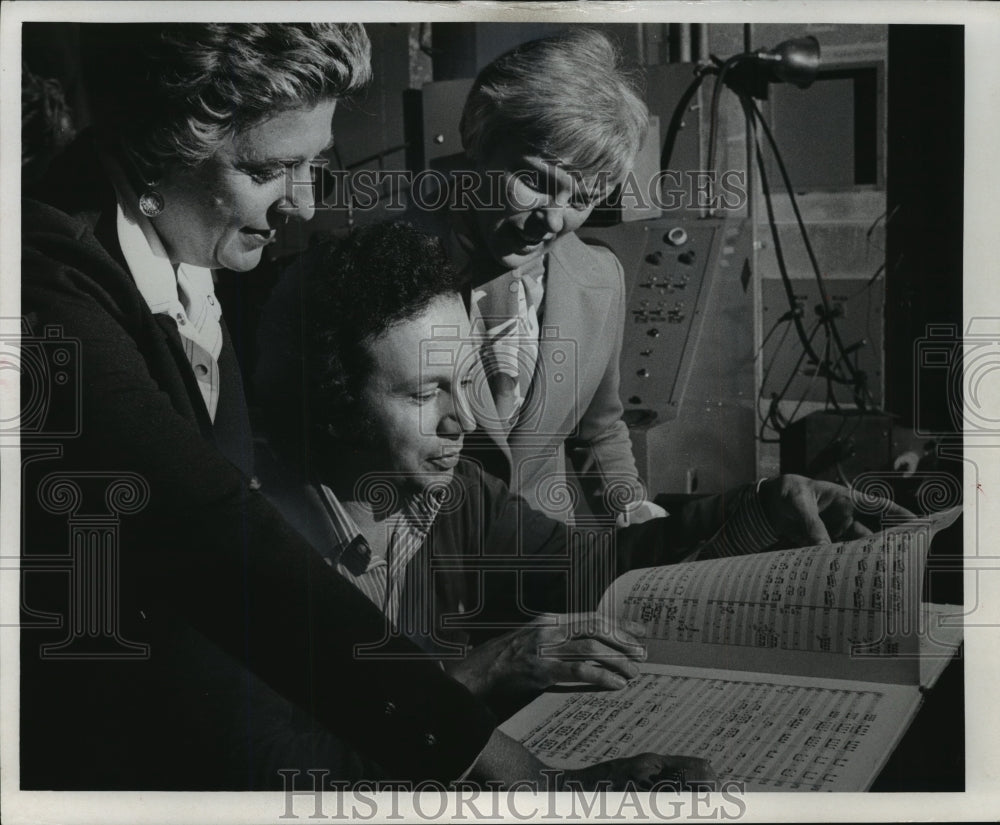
[255,221,461,473]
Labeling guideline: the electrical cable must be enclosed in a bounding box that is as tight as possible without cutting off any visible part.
[706,45,889,472]
[826,335,843,413]
[758,318,824,442]
[846,263,885,299]
[741,93,842,380]
[771,318,824,416]
[746,99,877,410]
[758,313,800,405]
[757,322,793,426]
[786,349,826,424]
[756,320,794,441]
[742,91,838,438]
[706,55,748,183]
[660,68,708,171]
[694,53,885,445]
[866,204,899,242]
[757,308,797,359]
[757,398,783,443]
[743,93,882,416]
[751,100,869,404]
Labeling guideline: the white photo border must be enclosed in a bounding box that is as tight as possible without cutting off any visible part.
[2,2,998,823]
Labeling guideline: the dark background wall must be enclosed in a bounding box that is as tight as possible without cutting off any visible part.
[885,25,964,435]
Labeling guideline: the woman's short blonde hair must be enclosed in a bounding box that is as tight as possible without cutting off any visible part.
[82,23,371,174]
[459,28,649,182]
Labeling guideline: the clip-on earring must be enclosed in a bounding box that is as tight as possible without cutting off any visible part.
[121,144,165,218]
[138,184,165,218]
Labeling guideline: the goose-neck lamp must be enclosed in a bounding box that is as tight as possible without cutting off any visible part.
[722,35,822,99]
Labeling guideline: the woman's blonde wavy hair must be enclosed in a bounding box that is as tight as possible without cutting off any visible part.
[82,23,371,175]
[459,28,649,182]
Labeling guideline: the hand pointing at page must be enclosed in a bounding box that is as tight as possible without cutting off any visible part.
[757,474,915,546]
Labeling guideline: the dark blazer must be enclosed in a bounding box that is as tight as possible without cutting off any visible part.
[19,136,494,789]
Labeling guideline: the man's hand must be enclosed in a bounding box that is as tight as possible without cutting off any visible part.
[758,474,915,546]
[468,731,716,791]
[446,612,646,698]
[558,752,718,792]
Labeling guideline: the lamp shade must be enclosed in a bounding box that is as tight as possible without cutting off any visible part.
[764,36,821,89]
[721,35,822,99]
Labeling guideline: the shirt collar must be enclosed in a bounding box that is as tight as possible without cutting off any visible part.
[104,154,214,316]
[316,482,365,562]
[449,206,547,291]
[316,480,448,564]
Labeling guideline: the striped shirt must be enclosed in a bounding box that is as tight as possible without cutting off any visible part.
[314,472,778,619]
[316,483,444,626]
[697,481,781,558]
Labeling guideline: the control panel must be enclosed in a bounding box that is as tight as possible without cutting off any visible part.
[581,217,749,427]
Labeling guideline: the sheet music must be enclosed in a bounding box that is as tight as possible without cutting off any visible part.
[600,507,961,682]
[919,603,964,689]
[501,663,921,792]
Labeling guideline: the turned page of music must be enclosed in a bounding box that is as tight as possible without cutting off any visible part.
[599,506,962,684]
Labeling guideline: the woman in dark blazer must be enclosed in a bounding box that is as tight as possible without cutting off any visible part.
[20,20,493,790]
[20,22,683,792]
[17,21,482,791]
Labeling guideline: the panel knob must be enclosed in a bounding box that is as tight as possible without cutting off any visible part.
[664,227,689,246]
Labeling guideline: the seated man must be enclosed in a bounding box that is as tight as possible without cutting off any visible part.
[254,222,909,709]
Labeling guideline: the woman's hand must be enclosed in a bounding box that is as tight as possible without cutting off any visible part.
[446,612,646,698]
[557,752,718,792]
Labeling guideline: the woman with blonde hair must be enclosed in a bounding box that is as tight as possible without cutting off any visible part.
[447,29,665,524]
